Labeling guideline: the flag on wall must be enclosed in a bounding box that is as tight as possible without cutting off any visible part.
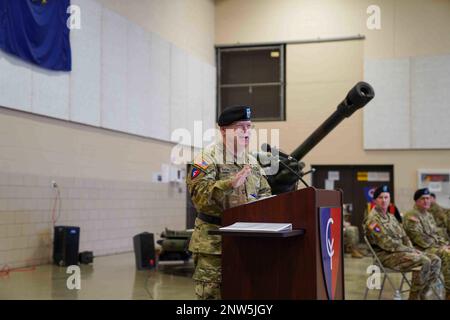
[0,0,72,71]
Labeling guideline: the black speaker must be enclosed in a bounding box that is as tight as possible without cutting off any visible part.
[133,232,156,270]
[53,226,80,266]
[79,251,93,264]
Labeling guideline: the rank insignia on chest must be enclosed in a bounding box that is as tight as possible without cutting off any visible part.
[191,167,201,179]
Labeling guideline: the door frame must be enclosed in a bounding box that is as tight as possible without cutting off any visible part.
[311,164,395,201]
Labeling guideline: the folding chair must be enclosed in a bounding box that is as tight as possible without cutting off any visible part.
[363,235,415,300]
[363,235,445,300]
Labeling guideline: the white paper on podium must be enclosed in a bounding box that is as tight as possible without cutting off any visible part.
[220,222,292,233]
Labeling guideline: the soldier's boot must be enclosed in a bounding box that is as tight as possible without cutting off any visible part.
[351,248,364,259]
[344,244,352,254]
[409,271,422,300]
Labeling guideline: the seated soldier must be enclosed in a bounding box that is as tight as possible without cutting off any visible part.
[367,198,403,223]
[365,185,441,300]
[429,193,450,241]
[343,204,364,258]
[403,188,450,300]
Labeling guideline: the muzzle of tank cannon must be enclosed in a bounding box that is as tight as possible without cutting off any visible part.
[268,82,374,194]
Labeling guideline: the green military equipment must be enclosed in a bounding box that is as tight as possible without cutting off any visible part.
[157,228,193,262]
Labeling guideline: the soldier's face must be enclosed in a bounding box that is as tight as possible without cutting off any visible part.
[430,196,436,204]
[222,121,252,147]
[416,195,431,211]
[375,192,390,211]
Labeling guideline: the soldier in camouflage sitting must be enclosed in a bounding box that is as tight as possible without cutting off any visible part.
[343,204,364,258]
[403,188,450,300]
[365,185,441,300]
[429,193,450,241]
[186,106,272,300]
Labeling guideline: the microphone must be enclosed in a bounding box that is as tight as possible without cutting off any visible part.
[260,143,309,188]
[277,160,310,188]
[261,143,294,160]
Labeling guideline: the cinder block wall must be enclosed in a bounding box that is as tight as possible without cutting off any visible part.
[0,0,214,268]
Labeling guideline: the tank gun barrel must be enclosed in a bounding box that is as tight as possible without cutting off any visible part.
[290,81,374,161]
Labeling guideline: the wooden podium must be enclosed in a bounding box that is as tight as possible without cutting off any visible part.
[211,187,344,300]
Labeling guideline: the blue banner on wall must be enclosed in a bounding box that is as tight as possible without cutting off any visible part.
[0,0,72,71]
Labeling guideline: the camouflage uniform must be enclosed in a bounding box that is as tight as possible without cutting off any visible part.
[343,208,359,249]
[365,206,441,297]
[403,206,450,294]
[344,223,359,248]
[187,142,272,300]
[429,202,450,240]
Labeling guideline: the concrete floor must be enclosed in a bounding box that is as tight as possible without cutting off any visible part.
[0,252,416,300]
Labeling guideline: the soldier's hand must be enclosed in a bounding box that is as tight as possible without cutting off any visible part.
[231,165,252,188]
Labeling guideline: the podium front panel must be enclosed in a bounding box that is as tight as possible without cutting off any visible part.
[221,187,344,300]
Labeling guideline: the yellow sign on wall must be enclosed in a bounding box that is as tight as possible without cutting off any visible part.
[357,171,390,181]
[357,172,368,181]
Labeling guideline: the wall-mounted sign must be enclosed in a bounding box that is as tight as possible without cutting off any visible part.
[418,169,450,208]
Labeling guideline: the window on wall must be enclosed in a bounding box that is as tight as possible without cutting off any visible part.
[217,45,285,121]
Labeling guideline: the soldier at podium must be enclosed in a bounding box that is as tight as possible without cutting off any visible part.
[186,105,272,300]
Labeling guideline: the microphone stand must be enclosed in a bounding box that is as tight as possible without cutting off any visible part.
[277,159,310,188]
[259,144,312,189]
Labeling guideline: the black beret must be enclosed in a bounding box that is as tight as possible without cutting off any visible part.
[373,185,390,199]
[414,188,430,201]
[218,106,252,127]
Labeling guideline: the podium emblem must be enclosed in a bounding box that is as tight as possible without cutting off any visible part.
[319,207,342,300]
